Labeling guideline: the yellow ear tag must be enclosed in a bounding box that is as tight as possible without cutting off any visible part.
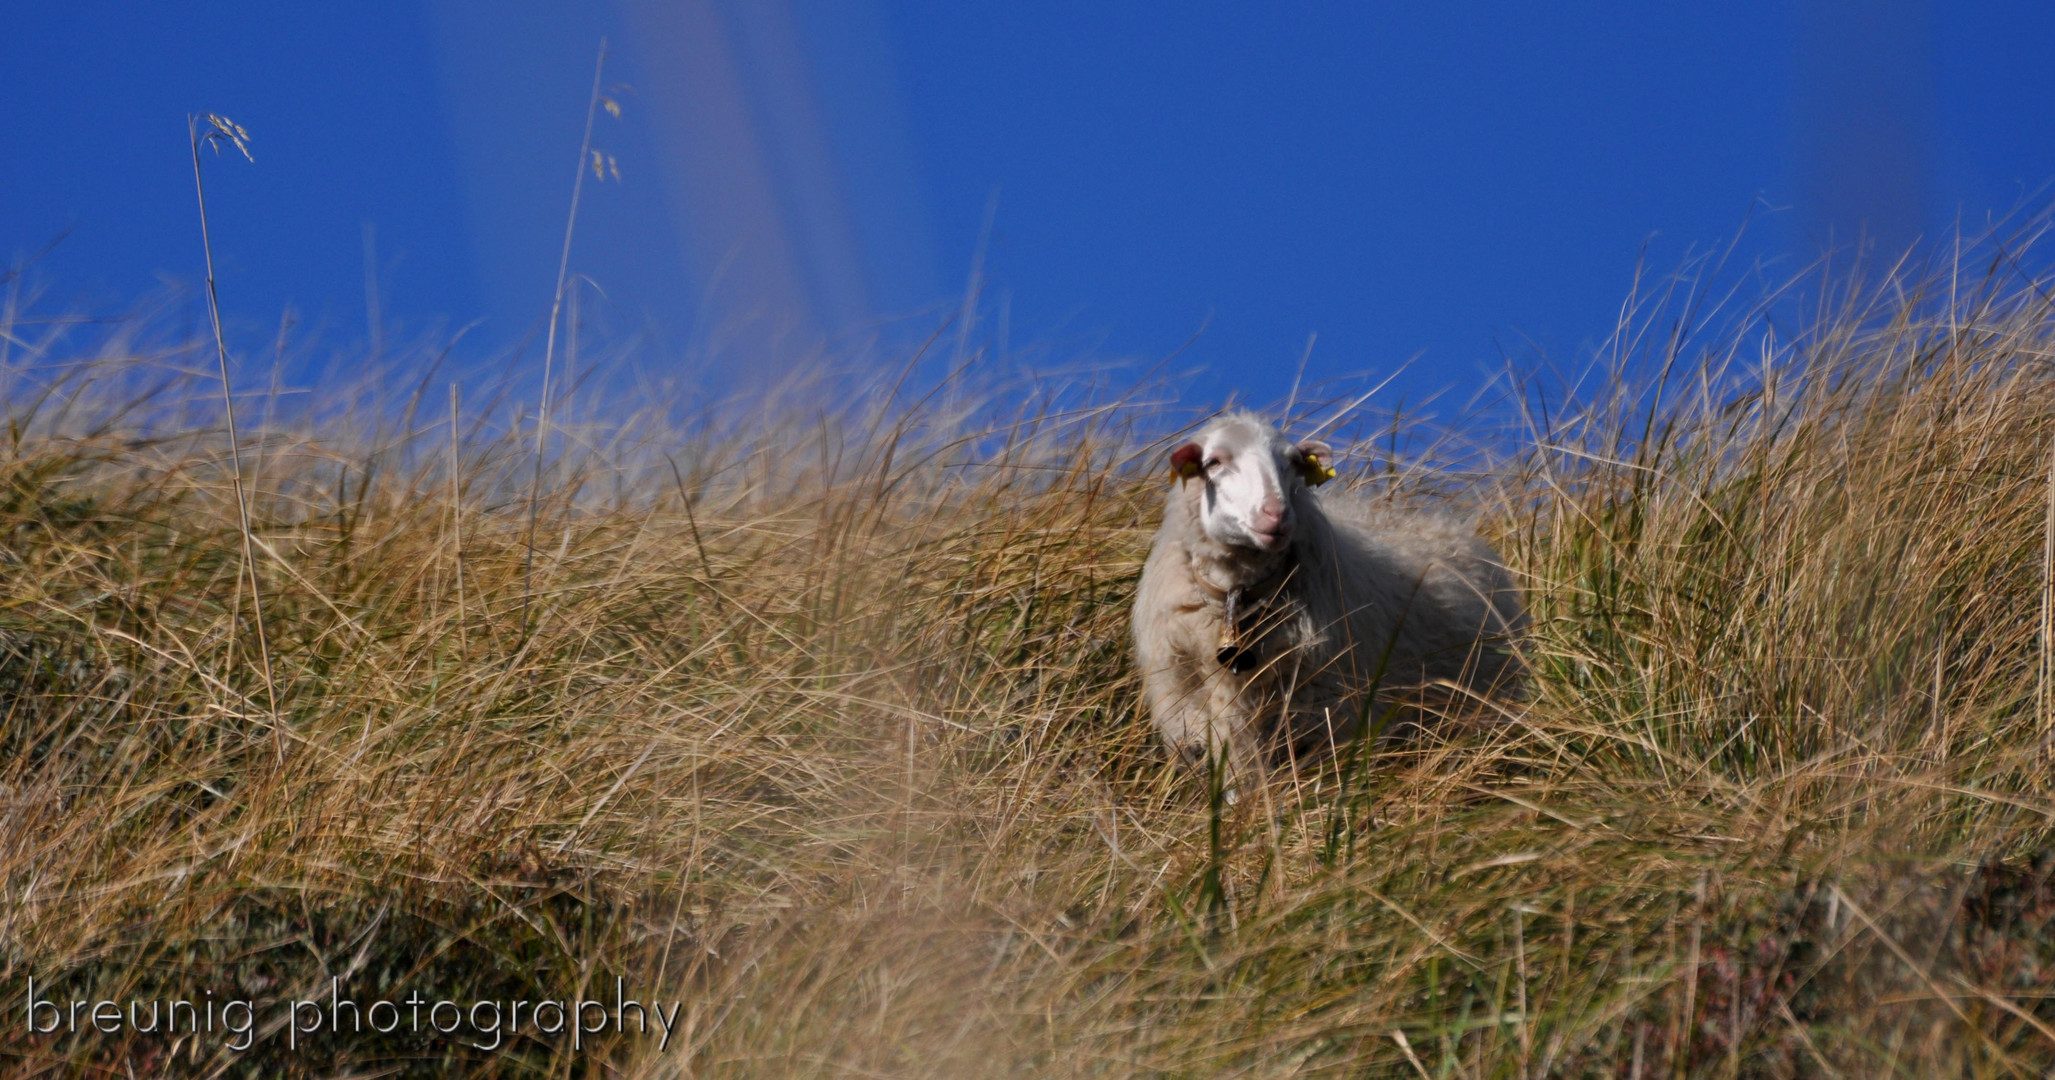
[1173,459,1203,481]
[1300,453,1337,486]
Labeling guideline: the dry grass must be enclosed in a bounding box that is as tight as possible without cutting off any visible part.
[8,242,2055,1078]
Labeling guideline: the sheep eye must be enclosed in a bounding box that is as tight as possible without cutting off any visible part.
[1202,458,1221,471]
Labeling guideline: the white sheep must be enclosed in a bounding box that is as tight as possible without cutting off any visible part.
[1131,410,1524,789]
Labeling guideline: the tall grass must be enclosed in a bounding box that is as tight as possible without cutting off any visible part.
[7,235,2055,1078]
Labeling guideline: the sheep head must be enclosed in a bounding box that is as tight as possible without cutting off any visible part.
[1167,412,1334,554]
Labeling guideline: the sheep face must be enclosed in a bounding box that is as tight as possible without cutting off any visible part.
[1169,412,1333,555]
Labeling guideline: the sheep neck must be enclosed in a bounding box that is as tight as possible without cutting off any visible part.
[1185,543,1299,674]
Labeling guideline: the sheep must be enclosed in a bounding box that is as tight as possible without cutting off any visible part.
[1131,410,1524,790]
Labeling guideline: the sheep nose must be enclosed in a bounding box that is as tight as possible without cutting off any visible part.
[1254,498,1287,532]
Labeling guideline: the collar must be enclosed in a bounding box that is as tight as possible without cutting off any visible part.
[1189,546,1297,606]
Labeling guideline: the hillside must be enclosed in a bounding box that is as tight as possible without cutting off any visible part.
[7,255,2055,1077]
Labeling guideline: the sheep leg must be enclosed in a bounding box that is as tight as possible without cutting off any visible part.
[1200,673,1266,797]
[1141,659,1262,787]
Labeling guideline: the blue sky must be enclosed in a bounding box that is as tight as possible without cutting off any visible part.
[6,2,2055,409]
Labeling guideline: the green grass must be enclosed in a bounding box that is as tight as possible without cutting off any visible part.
[8,246,2055,1077]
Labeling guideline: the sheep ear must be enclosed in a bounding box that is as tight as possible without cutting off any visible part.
[1294,440,1336,486]
[1169,442,1204,482]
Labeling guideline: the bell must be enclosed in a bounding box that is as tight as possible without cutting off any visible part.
[1215,587,1255,672]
